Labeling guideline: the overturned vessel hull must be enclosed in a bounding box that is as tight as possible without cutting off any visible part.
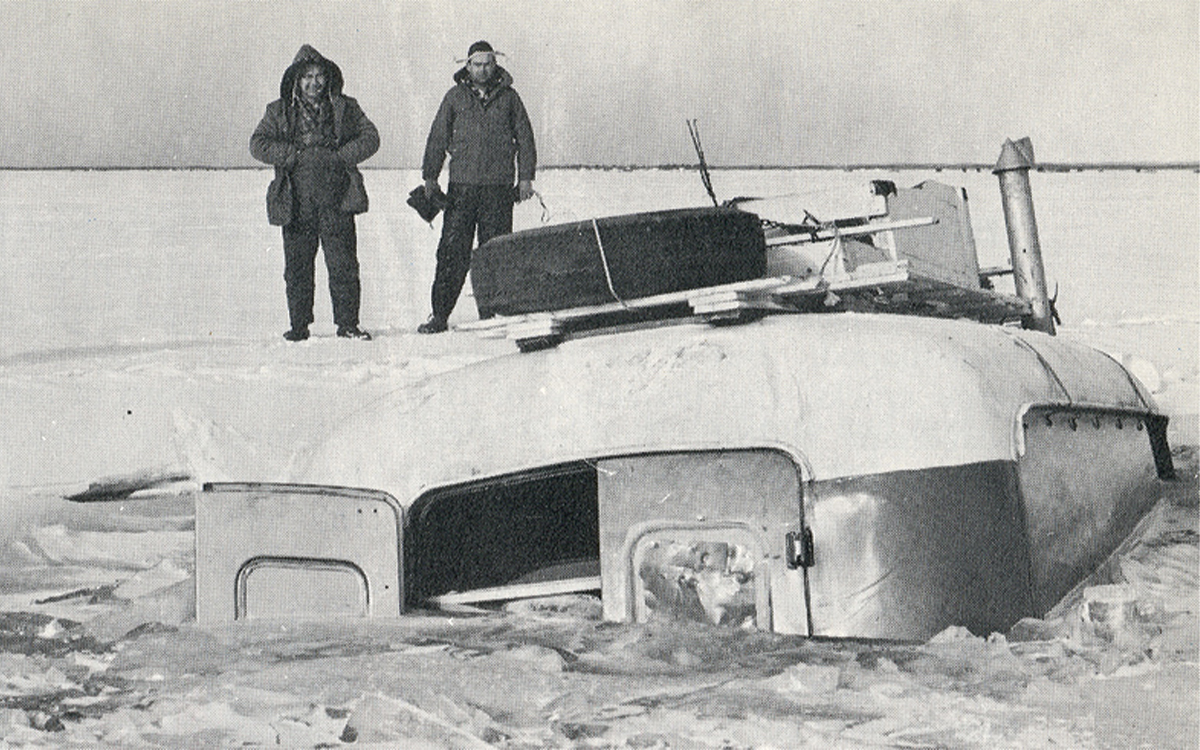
[196,313,1172,640]
[190,161,1170,639]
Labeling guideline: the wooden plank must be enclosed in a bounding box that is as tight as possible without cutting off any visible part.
[471,264,915,344]
[459,274,808,333]
[505,315,563,341]
[467,257,1031,350]
[687,288,789,317]
[426,576,602,606]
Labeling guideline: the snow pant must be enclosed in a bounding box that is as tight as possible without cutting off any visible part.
[282,204,361,330]
[430,183,514,321]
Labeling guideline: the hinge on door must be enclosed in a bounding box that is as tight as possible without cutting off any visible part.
[785,527,814,569]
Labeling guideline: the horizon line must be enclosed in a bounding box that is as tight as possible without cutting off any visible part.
[1,161,1197,172]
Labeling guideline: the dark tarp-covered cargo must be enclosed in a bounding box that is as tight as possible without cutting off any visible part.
[470,206,767,316]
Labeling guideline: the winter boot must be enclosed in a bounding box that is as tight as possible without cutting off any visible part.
[283,326,310,342]
[337,326,372,341]
[417,316,449,334]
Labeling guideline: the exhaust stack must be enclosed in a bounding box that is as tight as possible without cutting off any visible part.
[994,138,1055,335]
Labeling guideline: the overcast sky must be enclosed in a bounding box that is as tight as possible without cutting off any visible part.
[0,0,1195,168]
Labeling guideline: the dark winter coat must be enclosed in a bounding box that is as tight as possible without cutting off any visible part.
[250,45,380,226]
[422,66,536,187]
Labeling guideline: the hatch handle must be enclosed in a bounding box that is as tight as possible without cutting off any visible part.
[785,527,814,569]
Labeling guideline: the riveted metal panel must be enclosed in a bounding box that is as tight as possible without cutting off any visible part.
[1017,407,1163,613]
[196,483,403,624]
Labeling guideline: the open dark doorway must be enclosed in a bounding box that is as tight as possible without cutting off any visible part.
[405,461,600,605]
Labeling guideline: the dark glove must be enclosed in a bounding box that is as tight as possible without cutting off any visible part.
[408,184,447,222]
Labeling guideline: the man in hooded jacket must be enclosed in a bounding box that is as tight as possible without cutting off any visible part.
[418,40,536,333]
[251,45,379,341]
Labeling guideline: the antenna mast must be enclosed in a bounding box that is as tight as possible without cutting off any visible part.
[687,119,719,207]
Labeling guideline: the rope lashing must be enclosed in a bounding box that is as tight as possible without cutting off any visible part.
[817,222,843,277]
[529,190,550,223]
[591,218,628,308]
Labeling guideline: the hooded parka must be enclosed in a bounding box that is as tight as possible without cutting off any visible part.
[251,45,380,226]
[250,45,379,335]
[420,59,537,325]
[422,66,536,187]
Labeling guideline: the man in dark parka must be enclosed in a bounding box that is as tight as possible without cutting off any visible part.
[418,40,536,333]
[251,45,379,341]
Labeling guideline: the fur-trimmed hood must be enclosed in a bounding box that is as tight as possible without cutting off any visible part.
[280,45,345,101]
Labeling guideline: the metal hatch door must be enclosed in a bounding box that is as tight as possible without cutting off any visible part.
[196,483,403,624]
[595,449,810,634]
